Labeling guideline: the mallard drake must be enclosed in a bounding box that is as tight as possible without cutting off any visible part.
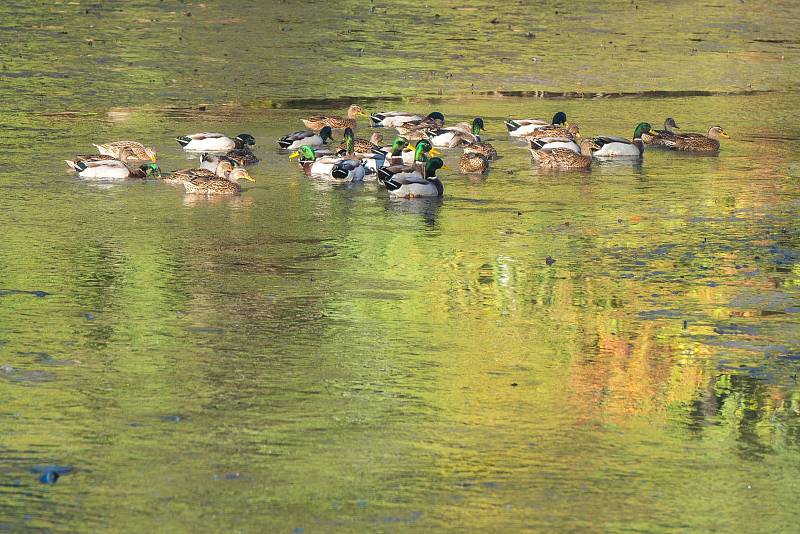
[176,133,256,152]
[302,105,367,131]
[590,122,653,157]
[93,141,157,162]
[277,126,334,150]
[72,159,160,179]
[378,137,410,166]
[369,111,425,128]
[459,151,489,174]
[380,157,447,198]
[522,123,580,141]
[289,145,340,176]
[505,112,567,137]
[642,118,680,146]
[427,117,484,148]
[464,141,498,161]
[179,167,255,195]
[531,139,596,169]
[395,112,445,135]
[663,126,729,152]
[528,137,581,154]
[66,153,135,171]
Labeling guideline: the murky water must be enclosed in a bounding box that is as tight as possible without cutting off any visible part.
[2,1,800,532]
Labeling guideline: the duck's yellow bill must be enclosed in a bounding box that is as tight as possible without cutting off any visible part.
[243,174,256,182]
[289,151,300,159]
[720,131,730,138]
[150,156,158,162]
[441,164,450,170]
[429,148,443,156]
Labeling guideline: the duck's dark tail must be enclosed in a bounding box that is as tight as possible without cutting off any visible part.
[175,136,191,147]
[504,120,520,133]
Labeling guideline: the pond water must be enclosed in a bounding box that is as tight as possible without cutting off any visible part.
[2,1,800,532]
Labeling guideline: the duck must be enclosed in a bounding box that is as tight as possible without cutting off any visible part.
[427,117,484,148]
[199,153,234,174]
[395,112,446,135]
[165,160,233,185]
[642,118,680,146]
[378,141,435,183]
[176,133,256,152]
[277,126,334,150]
[380,157,447,198]
[337,130,383,156]
[528,137,581,154]
[378,137,410,166]
[225,145,259,166]
[289,145,342,176]
[505,112,567,137]
[459,151,490,174]
[93,141,157,162]
[590,122,653,157]
[302,105,367,131]
[72,159,161,179]
[369,111,425,128]
[329,128,367,182]
[522,123,580,140]
[464,141,499,161]
[531,139,597,169]
[662,126,729,152]
[178,167,255,195]
[66,152,137,171]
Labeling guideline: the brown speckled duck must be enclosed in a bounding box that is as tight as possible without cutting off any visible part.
[302,105,367,131]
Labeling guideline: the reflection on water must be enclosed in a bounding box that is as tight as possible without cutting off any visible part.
[1,93,799,531]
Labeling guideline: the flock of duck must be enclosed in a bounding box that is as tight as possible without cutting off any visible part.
[65,104,729,198]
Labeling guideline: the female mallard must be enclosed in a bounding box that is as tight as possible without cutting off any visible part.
[522,123,580,141]
[302,105,367,131]
[93,141,157,162]
[380,157,447,198]
[531,139,597,169]
[395,112,446,135]
[505,112,567,137]
[277,126,334,150]
[590,122,653,157]
[176,133,256,152]
[337,129,383,156]
[459,151,489,174]
[427,117,484,148]
[72,159,160,179]
[171,167,255,195]
[464,141,498,161]
[642,118,680,146]
[663,126,729,152]
[528,137,580,154]
[225,145,259,166]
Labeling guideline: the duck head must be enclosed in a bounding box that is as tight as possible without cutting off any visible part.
[289,145,317,162]
[424,157,449,178]
[551,111,567,125]
[140,162,161,178]
[234,134,256,148]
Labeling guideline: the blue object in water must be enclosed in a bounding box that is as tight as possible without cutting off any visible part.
[31,465,73,484]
